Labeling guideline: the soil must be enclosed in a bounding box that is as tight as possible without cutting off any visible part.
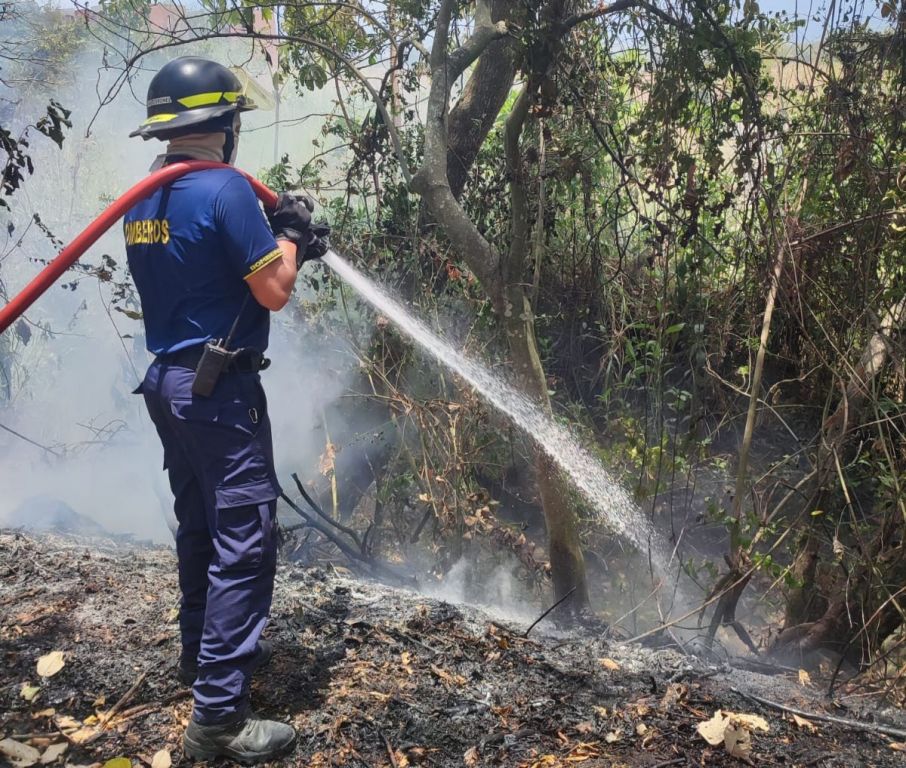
[1,530,904,768]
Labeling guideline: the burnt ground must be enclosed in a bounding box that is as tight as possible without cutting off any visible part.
[1,531,904,768]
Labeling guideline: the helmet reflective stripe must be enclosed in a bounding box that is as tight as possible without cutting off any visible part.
[141,113,179,125]
[176,91,242,109]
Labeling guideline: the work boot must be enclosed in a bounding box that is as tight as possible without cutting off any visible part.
[183,711,295,763]
[177,639,273,686]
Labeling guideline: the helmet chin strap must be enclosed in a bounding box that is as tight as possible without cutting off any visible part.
[223,112,241,164]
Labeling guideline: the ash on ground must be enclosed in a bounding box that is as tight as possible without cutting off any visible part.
[1,531,904,767]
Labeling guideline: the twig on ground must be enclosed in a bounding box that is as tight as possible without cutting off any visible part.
[100,668,149,726]
[117,689,192,721]
[801,753,837,768]
[729,656,800,676]
[380,731,399,768]
[0,586,44,606]
[731,687,906,740]
[385,626,439,657]
[524,586,577,637]
[480,728,537,747]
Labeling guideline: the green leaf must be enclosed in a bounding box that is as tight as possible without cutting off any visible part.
[665,322,686,335]
[102,759,132,768]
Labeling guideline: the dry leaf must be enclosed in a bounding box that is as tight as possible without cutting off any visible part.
[636,723,648,736]
[698,710,769,758]
[575,721,595,735]
[318,442,336,476]
[598,658,621,671]
[889,742,905,752]
[604,729,622,743]
[792,714,818,733]
[463,746,480,766]
[565,742,600,761]
[20,682,40,701]
[798,669,812,686]
[56,715,82,731]
[36,651,65,678]
[430,664,466,686]
[659,682,687,710]
[697,710,728,745]
[150,750,171,768]
[730,712,770,732]
[724,722,752,759]
[67,727,98,745]
[0,739,41,768]
[54,715,80,730]
[39,743,67,765]
[32,709,55,719]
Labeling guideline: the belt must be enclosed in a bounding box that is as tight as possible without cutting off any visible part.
[157,345,270,374]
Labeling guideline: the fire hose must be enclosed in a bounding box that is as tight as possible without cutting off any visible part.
[0,161,278,335]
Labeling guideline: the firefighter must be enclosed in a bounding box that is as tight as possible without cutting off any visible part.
[126,56,327,762]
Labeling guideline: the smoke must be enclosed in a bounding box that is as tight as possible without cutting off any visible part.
[0,41,357,543]
[422,558,542,626]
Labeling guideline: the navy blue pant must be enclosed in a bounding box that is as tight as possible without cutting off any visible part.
[140,359,282,725]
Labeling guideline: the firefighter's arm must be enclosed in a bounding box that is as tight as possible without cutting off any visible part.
[245,240,298,311]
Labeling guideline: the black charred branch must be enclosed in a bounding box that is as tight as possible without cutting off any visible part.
[281,478,413,587]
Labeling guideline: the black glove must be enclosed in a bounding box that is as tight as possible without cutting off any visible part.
[267,192,314,245]
[297,221,332,267]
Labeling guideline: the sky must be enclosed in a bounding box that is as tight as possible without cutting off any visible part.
[755,0,886,32]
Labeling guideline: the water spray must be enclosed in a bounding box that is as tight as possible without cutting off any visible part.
[322,251,665,563]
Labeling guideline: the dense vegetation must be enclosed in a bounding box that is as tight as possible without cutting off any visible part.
[2,0,904,701]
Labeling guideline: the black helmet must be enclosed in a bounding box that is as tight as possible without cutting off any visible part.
[130,57,258,140]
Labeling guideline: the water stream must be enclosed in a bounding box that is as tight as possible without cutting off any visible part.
[323,251,673,576]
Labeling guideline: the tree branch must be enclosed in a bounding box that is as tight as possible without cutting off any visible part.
[411,0,503,287]
[562,0,689,32]
[448,0,508,80]
[563,0,637,30]
[81,6,413,184]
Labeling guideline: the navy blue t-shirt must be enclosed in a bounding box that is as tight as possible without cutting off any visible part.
[124,168,281,356]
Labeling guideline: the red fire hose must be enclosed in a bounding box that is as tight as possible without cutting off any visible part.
[0,161,278,335]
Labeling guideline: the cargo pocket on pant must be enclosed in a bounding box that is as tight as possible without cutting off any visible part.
[169,389,279,510]
[213,503,272,570]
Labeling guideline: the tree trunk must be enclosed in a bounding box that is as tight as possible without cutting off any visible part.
[446,0,518,199]
[772,533,906,666]
[499,77,589,609]
[411,0,590,611]
[504,285,590,609]
[782,532,820,628]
